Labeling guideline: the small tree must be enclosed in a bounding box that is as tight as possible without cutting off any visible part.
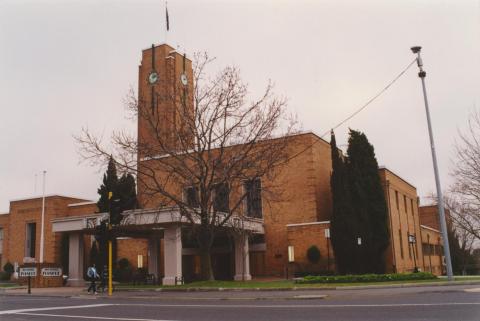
[450,110,480,242]
[97,156,118,213]
[3,262,14,274]
[307,245,321,264]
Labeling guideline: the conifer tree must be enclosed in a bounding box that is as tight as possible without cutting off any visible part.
[97,156,118,213]
[347,129,390,274]
[330,131,358,274]
[96,157,138,267]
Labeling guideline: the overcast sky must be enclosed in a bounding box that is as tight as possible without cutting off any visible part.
[1,0,479,213]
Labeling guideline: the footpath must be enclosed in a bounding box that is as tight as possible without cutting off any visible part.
[2,279,480,301]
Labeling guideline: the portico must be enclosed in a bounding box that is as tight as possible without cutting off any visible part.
[51,207,264,285]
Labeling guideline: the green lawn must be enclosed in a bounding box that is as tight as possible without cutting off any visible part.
[116,276,480,290]
[0,283,21,288]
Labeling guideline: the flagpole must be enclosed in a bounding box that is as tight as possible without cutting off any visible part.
[39,170,46,263]
[165,1,168,44]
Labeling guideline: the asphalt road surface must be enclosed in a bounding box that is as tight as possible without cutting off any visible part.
[1,284,479,321]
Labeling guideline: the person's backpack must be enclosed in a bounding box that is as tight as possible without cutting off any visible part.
[87,267,95,278]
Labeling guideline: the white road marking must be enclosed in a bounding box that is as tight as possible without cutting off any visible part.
[16,312,176,321]
[464,287,480,293]
[123,302,480,308]
[0,303,113,315]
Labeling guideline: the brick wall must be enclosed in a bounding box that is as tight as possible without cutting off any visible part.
[117,238,148,269]
[287,222,334,275]
[379,169,424,273]
[0,213,10,269]
[1,196,93,268]
[420,225,444,275]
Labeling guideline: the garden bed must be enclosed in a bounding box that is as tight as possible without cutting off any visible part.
[295,272,437,284]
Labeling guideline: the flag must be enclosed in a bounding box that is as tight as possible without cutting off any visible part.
[166,4,170,31]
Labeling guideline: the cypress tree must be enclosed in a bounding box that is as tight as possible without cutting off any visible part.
[97,156,118,213]
[346,129,390,274]
[330,131,358,274]
[96,157,138,267]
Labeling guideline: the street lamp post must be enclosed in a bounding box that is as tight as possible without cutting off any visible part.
[411,46,454,281]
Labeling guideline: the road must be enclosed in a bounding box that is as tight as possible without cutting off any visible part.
[1,284,479,321]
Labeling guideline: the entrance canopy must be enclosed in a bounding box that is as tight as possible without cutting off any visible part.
[52,206,264,234]
[51,207,264,285]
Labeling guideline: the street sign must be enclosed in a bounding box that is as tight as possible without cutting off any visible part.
[41,267,62,277]
[19,267,37,277]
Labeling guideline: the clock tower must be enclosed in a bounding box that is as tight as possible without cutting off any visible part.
[137,43,194,158]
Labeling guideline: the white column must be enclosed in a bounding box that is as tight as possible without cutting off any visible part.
[162,225,182,285]
[148,237,159,278]
[234,234,251,281]
[67,232,84,286]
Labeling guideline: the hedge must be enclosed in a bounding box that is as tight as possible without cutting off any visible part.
[295,272,437,284]
[0,272,11,281]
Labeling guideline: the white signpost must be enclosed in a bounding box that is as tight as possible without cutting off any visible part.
[19,267,37,277]
[19,267,37,294]
[41,267,62,277]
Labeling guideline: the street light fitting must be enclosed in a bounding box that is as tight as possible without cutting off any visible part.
[411,46,422,54]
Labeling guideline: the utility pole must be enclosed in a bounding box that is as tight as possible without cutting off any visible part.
[411,46,454,281]
[39,170,46,263]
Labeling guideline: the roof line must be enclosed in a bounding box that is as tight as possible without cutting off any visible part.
[68,201,97,207]
[420,224,441,233]
[286,221,330,227]
[9,194,91,203]
[379,166,417,190]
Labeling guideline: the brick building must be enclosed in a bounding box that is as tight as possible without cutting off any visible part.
[0,43,445,285]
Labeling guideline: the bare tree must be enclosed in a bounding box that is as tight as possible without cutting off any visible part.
[426,193,477,274]
[76,53,297,280]
[449,110,480,242]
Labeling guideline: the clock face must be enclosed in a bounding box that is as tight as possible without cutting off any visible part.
[148,71,159,84]
[180,73,188,86]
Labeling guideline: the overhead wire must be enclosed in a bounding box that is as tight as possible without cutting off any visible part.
[283,58,418,163]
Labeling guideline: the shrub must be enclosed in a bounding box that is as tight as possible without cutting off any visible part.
[295,272,437,284]
[294,270,335,278]
[3,262,14,274]
[0,271,11,281]
[115,258,132,282]
[118,258,130,270]
[306,246,321,264]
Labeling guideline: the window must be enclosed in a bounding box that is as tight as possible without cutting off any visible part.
[399,229,404,259]
[288,245,295,262]
[244,178,262,218]
[411,199,415,217]
[25,222,36,258]
[213,183,229,213]
[395,191,399,210]
[403,195,408,213]
[422,243,431,255]
[184,186,199,207]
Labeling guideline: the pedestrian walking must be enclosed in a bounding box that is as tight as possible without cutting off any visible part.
[87,264,99,294]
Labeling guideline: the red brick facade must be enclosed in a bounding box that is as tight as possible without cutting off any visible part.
[0,44,446,281]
